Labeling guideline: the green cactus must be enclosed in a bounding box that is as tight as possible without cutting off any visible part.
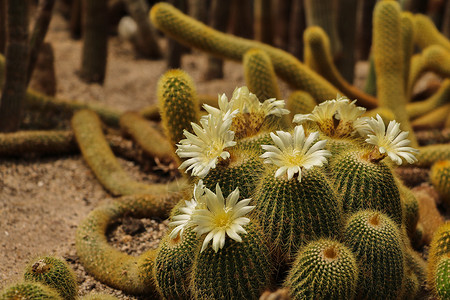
[157,69,200,153]
[149,2,341,104]
[413,13,450,52]
[201,150,265,199]
[402,267,420,300]
[119,112,176,163]
[411,103,450,130]
[330,150,403,225]
[373,0,417,147]
[434,256,450,300]
[0,130,77,157]
[302,26,377,109]
[344,210,406,300]
[0,282,62,300]
[414,144,450,167]
[190,222,273,300]
[430,160,450,205]
[243,48,281,101]
[284,239,358,300]
[253,167,343,262]
[428,222,450,283]
[153,228,199,300]
[76,191,186,295]
[364,56,377,96]
[23,256,77,300]
[397,178,419,238]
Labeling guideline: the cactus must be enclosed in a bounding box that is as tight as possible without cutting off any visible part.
[344,210,406,300]
[157,69,200,153]
[406,79,450,120]
[284,239,358,300]
[0,130,77,157]
[75,191,187,295]
[302,26,377,109]
[430,160,450,205]
[72,109,173,196]
[411,103,450,130]
[400,12,414,95]
[190,222,273,300]
[243,48,281,101]
[153,227,199,299]
[330,150,403,225]
[0,282,62,300]
[427,222,450,299]
[373,0,417,147]
[23,256,77,300]
[149,2,341,103]
[119,112,176,163]
[414,144,450,167]
[413,13,450,52]
[286,90,316,119]
[253,167,343,262]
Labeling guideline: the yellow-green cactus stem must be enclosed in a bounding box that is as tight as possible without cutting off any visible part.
[0,130,77,157]
[72,109,170,196]
[411,103,450,130]
[25,89,122,127]
[284,239,358,300]
[414,144,450,167]
[373,0,417,147]
[302,26,377,109]
[153,228,199,300]
[23,256,77,300]
[404,246,427,291]
[243,48,281,101]
[76,191,187,295]
[430,160,450,205]
[427,222,450,299]
[0,282,62,300]
[397,178,419,238]
[433,256,450,300]
[407,79,450,120]
[413,13,450,52]
[190,222,273,300]
[330,150,403,225]
[409,45,450,96]
[402,267,420,300]
[149,2,341,103]
[286,90,316,121]
[344,210,406,300]
[253,168,343,262]
[401,12,414,96]
[236,132,273,155]
[157,69,200,153]
[119,112,176,163]
[362,107,395,123]
[364,56,377,96]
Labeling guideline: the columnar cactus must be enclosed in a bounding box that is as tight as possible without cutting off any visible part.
[427,222,450,298]
[430,160,450,205]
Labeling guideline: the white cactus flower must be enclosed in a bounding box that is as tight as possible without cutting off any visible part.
[168,180,206,239]
[293,99,338,125]
[260,125,331,182]
[335,97,366,123]
[176,113,236,178]
[364,114,419,165]
[191,184,254,253]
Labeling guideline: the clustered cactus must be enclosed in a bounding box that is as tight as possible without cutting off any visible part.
[1,0,450,299]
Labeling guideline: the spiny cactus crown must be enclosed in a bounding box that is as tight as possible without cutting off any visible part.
[168,180,255,253]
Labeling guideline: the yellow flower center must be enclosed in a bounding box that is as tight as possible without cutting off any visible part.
[213,211,231,228]
[283,149,305,166]
[205,142,225,159]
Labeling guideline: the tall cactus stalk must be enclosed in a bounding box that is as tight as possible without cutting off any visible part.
[0,0,29,132]
[80,0,108,83]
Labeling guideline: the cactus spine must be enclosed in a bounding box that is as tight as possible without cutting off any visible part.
[344,210,406,300]
[157,69,200,153]
[414,144,450,167]
[286,91,316,118]
[430,160,450,205]
[149,2,341,103]
[243,48,281,101]
[284,239,358,300]
[413,13,450,52]
[0,282,62,300]
[427,222,450,294]
[190,222,273,300]
[23,256,77,300]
